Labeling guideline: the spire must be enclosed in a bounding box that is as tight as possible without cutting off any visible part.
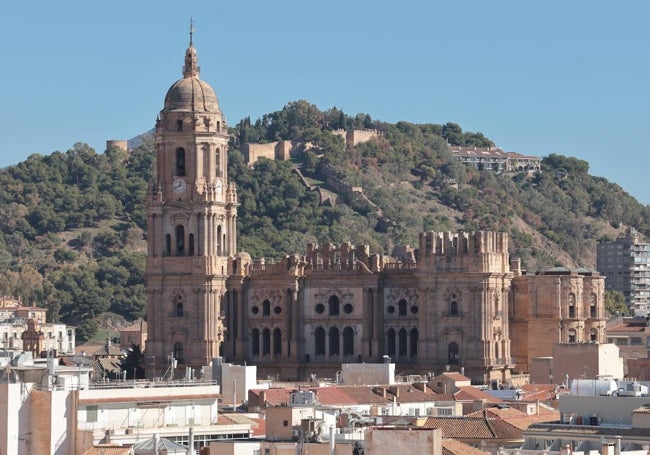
[183,19,200,79]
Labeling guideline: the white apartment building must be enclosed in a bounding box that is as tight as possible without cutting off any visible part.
[0,361,253,455]
[597,229,650,315]
[0,320,75,355]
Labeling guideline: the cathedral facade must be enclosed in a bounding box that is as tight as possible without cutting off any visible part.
[146,38,607,384]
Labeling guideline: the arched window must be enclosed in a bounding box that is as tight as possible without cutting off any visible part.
[176,120,183,132]
[173,342,183,363]
[217,225,222,256]
[495,341,500,360]
[399,328,407,356]
[315,327,326,356]
[450,301,458,316]
[251,329,260,356]
[176,225,185,255]
[176,302,184,317]
[262,329,271,355]
[273,328,282,356]
[343,327,354,356]
[448,342,459,365]
[590,328,598,341]
[215,149,221,177]
[398,299,407,316]
[165,234,171,256]
[328,295,340,316]
[262,300,271,316]
[188,234,194,256]
[590,294,597,318]
[329,327,340,356]
[410,328,418,357]
[176,148,186,176]
[568,329,577,343]
[387,329,396,357]
[568,294,576,318]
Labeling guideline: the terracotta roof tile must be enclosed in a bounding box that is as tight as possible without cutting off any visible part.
[249,417,266,437]
[120,320,147,332]
[311,387,358,406]
[607,323,646,333]
[473,406,560,431]
[520,384,558,402]
[384,384,438,403]
[250,388,292,406]
[423,411,524,441]
[421,416,497,439]
[442,438,491,455]
[441,372,471,382]
[454,386,502,403]
[336,386,391,405]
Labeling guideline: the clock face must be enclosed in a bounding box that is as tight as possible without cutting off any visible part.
[173,178,186,193]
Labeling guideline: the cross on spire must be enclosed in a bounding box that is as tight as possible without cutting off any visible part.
[189,18,194,46]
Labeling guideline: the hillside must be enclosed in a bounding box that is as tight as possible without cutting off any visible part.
[0,100,647,341]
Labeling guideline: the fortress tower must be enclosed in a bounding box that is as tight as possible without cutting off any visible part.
[145,31,238,378]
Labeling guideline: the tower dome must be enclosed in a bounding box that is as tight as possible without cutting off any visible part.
[162,37,220,113]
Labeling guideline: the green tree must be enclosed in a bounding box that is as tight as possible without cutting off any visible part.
[604,290,629,316]
[121,344,145,379]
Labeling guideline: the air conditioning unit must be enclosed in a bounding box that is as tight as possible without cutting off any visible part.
[291,429,300,440]
[125,428,134,435]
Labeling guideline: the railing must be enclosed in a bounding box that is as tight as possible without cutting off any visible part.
[497,450,559,455]
[84,378,219,390]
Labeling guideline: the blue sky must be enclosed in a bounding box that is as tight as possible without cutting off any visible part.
[1,1,649,203]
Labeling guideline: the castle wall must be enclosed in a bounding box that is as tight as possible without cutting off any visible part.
[346,129,379,148]
[244,142,277,164]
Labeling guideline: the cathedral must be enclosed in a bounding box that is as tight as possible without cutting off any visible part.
[145,36,607,384]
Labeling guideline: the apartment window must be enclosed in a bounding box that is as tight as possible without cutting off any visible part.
[283,420,288,426]
[631,337,643,346]
[87,406,98,423]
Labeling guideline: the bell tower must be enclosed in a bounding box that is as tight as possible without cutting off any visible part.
[145,29,237,378]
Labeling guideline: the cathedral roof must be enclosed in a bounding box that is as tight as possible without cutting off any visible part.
[163,32,220,113]
[164,75,220,113]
